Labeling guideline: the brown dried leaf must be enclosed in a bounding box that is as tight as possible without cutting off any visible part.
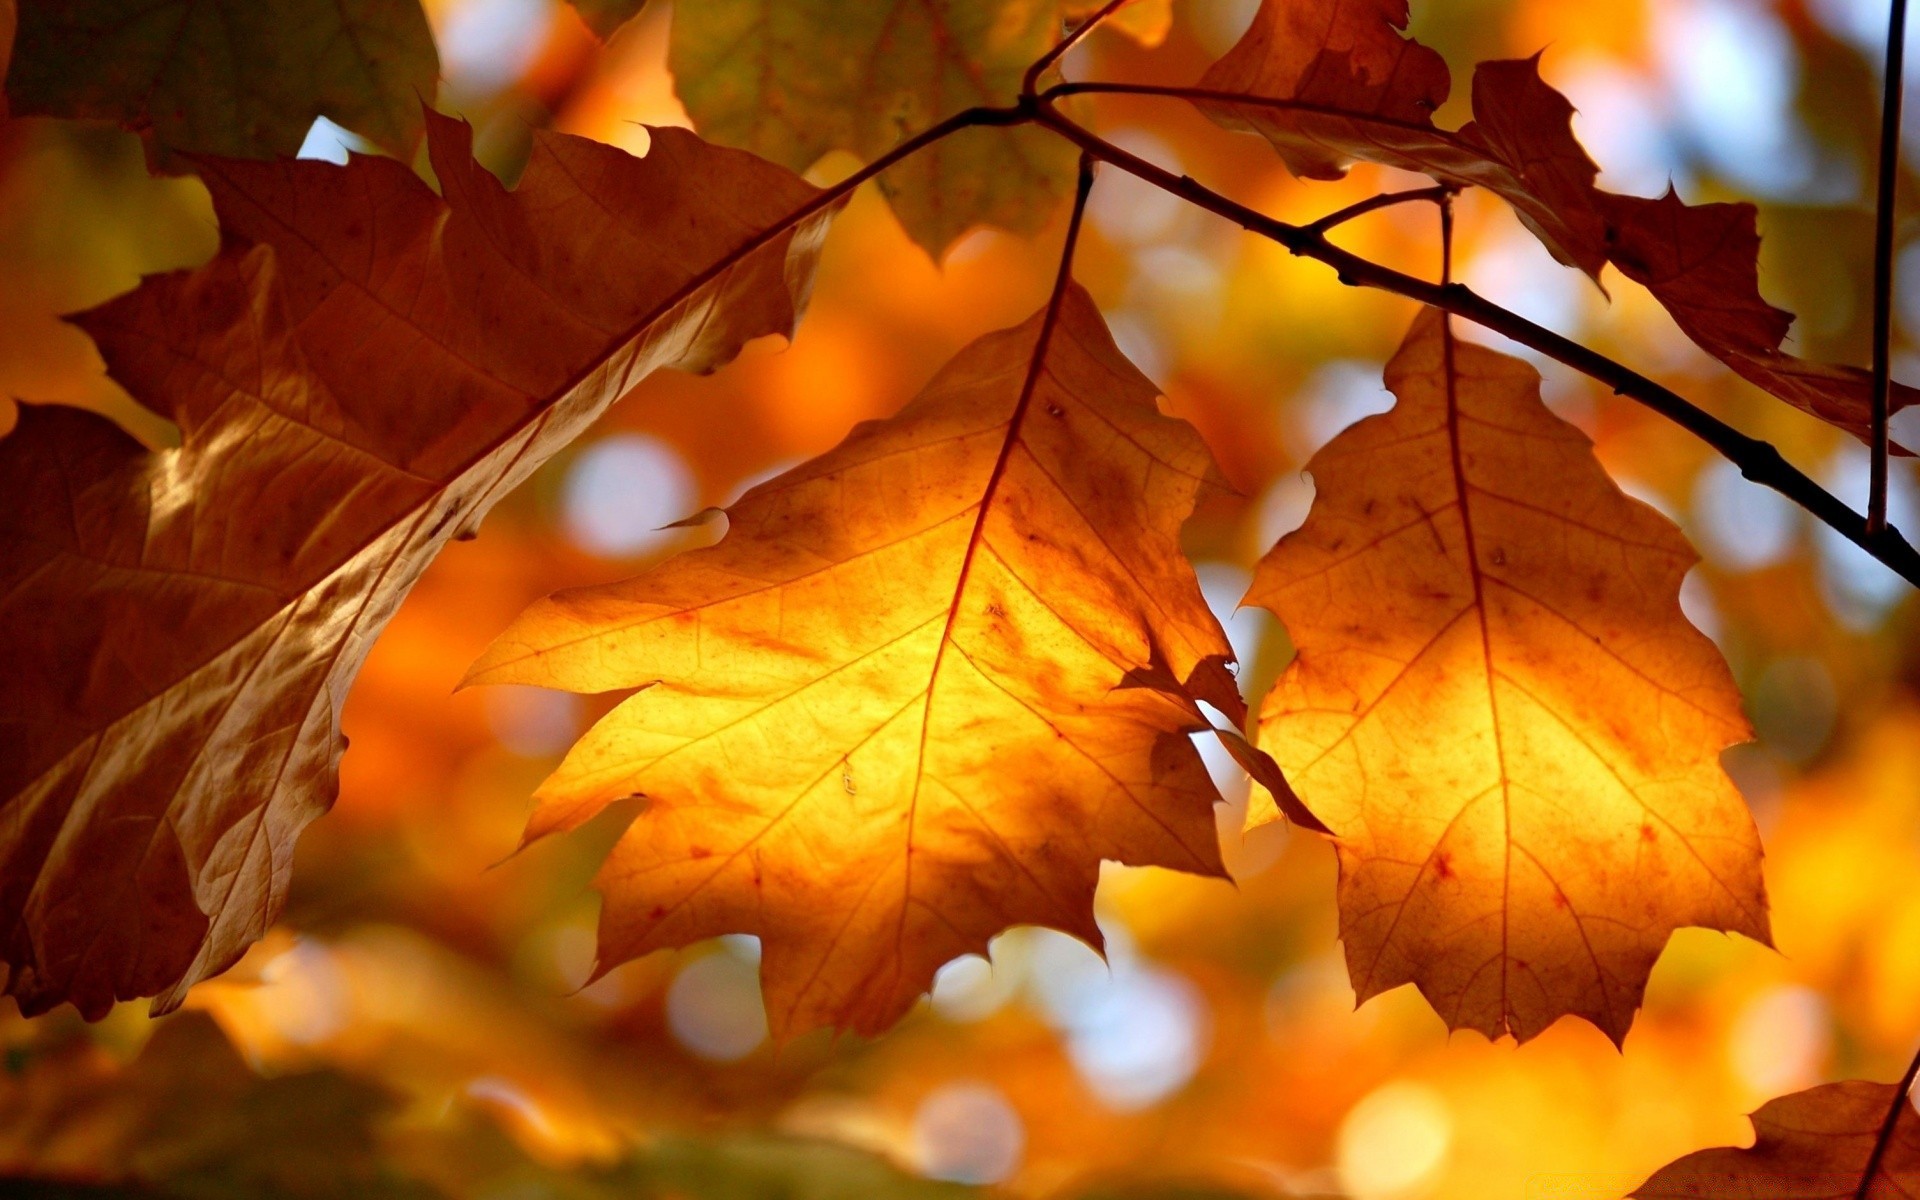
[1199,0,1913,441]
[0,114,833,1018]
[1635,1079,1920,1199]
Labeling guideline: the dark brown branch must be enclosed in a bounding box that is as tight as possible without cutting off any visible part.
[1857,1040,1920,1199]
[1028,101,1920,588]
[1023,0,1136,98]
[1871,0,1909,533]
[1308,185,1453,235]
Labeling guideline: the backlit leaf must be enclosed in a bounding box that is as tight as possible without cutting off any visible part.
[668,0,1077,260]
[1634,1080,1919,1199]
[1246,308,1770,1044]
[0,114,834,1018]
[6,0,438,162]
[469,283,1241,1039]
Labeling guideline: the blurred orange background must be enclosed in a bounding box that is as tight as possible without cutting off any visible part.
[3,0,1919,1196]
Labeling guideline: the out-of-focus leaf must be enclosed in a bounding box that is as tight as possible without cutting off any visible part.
[1195,0,1914,443]
[469,283,1241,1039]
[565,0,651,40]
[1634,1079,1919,1199]
[668,0,1077,259]
[6,0,438,162]
[0,113,834,1019]
[0,1013,436,1199]
[1247,308,1769,1045]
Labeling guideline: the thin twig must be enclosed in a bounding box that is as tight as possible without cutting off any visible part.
[1307,185,1454,235]
[1857,1040,1920,1199]
[1871,0,1910,533]
[1028,101,1920,587]
[1023,0,1136,98]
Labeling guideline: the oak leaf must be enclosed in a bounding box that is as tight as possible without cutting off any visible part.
[1634,1080,1919,1199]
[468,283,1241,1039]
[1198,0,1913,442]
[6,0,438,162]
[1246,308,1769,1044]
[0,113,834,1018]
[668,0,1078,260]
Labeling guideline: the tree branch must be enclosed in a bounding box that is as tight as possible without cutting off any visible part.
[1023,0,1137,98]
[1857,1040,1920,1200]
[1871,0,1909,533]
[1307,185,1454,235]
[1029,102,1920,588]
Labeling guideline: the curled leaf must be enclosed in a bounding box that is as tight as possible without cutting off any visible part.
[0,114,833,1018]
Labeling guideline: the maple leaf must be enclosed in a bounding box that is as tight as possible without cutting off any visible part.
[0,112,835,1019]
[668,0,1077,260]
[1634,1079,1919,1199]
[6,0,438,162]
[467,282,1243,1040]
[1195,0,1913,443]
[1245,308,1769,1045]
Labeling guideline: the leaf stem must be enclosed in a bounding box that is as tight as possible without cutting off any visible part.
[1871,0,1909,534]
[1857,1040,1920,1200]
[1307,185,1454,235]
[1023,0,1137,98]
[1029,102,1920,587]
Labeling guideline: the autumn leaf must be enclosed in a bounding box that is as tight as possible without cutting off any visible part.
[1196,0,1912,442]
[668,0,1077,260]
[5,0,438,162]
[468,281,1243,1040]
[1245,308,1769,1045]
[1634,1079,1919,1198]
[0,112,835,1019]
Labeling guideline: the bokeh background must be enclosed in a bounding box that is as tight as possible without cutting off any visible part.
[3,0,1920,1196]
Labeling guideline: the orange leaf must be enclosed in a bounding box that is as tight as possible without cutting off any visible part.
[1245,308,1769,1045]
[1635,1080,1919,1198]
[468,284,1242,1039]
[0,113,834,1018]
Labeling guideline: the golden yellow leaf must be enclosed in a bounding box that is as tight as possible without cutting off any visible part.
[470,283,1242,1039]
[1246,308,1769,1045]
